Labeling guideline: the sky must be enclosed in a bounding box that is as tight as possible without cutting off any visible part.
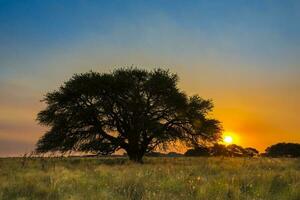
[0,0,299,156]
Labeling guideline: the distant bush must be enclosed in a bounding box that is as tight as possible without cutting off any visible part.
[184,147,210,157]
[184,144,259,157]
[265,143,300,157]
[210,144,230,156]
[145,152,165,157]
[167,152,183,157]
[244,147,259,157]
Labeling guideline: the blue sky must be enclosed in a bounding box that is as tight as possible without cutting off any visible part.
[1,0,299,78]
[0,0,299,156]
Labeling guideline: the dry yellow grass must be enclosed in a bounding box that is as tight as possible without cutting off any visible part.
[0,157,299,200]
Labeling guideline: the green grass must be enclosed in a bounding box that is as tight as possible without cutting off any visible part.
[0,157,299,200]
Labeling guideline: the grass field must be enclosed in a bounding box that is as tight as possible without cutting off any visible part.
[0,157,299,200]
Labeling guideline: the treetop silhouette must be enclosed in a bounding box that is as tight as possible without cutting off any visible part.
[36,68,222,162]
[265,143,300,157]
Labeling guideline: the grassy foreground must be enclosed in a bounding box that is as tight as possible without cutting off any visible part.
[0,157,299,200]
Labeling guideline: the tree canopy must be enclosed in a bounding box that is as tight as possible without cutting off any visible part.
[265,143,300,157]
[36,68,222,162]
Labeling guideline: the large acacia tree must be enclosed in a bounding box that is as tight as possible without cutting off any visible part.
[36,68,221,162]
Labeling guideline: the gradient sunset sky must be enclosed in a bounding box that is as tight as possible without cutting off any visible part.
[1,0,299,156]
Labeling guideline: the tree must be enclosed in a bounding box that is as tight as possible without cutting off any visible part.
[244,147,259,157]
[36,68,221,162]
[210,144,259,157]
[225,144,243,157]
[265,143,300,157]
[210,144,229,156]
[184,146,210,156]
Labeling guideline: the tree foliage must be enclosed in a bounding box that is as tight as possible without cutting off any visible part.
[265,143,300,157]
[36,68,221,162]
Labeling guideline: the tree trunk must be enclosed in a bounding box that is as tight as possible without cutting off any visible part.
[126,149,145,163]
[129,154,143,163]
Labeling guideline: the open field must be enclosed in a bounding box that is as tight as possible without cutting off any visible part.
[0,157,299,200]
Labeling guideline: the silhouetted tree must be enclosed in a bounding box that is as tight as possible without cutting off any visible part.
[265,143,300,157]
[226,144,245,157]
[184,146,210,156]
[244,147,259,157]
[209,144,259,157]
[210,144,229,156]
[36,68,221,162]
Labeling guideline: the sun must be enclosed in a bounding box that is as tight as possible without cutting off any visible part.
[223,135,233,144]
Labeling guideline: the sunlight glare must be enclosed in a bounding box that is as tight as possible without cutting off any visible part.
[223,135,233,144]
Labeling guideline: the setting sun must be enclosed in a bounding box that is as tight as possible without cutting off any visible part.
[222,131,240,145]
[223,135,233,144]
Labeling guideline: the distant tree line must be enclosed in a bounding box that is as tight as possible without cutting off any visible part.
[139,144,259,157]
[145,143,300,158]
[184,143,300,157]
[184,144,259,157]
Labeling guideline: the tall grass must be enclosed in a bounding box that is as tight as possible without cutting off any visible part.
[0,157,299,200]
